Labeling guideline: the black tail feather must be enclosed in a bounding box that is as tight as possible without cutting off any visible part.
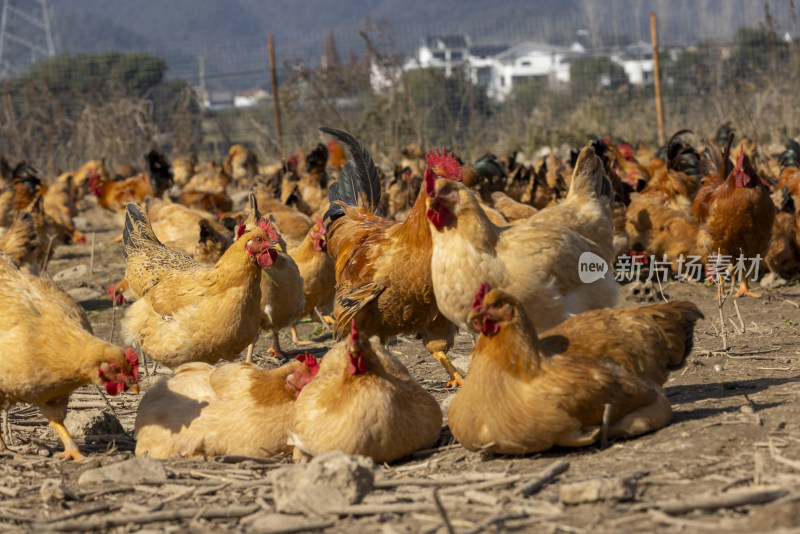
[779,138,800,170]
[320,127,381,232]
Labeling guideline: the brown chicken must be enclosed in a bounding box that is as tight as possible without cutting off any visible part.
[12,162,45,211]
[321,127,460,387]
[692,141,775,296]
[287,218,335,342]
[147,198,232,263]
[291,322,442,463]
[328,139,346,171]
[426,143,618,336]
[234,195,306,360]
[490,191,538,222]
[223,144,259,187]
[122,201,282,369]
[637,131,701,215]
[777,139,800,208]
[295,143,330,214]
[0,252,138,459]
[0,210,39,274]
[44,173,79,217]
[448,284,703,455]
[764,187,800,278]
[23,194,77,268]
[176,190,233,214]
[172,155,198,188]
[134,354,318,459]
[625,193,701,273]
[0,184,15,229]
[183,160,232,192]
[89,171,154,213]
[71,159,110,202]
[252,178,314,243]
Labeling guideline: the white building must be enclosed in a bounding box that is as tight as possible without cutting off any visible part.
[610,41,654,86]
[417,35,471,76]
[370,33,667,100]
[483,41,583,100]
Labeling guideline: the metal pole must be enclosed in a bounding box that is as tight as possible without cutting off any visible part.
[650,12,665,146]
[268,33,283,159]
[0,0,10,77]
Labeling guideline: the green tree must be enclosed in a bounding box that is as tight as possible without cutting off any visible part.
[401,68,492,147]
[570,56,627,90]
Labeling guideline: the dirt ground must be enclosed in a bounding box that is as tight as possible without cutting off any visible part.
[2,203,800,533]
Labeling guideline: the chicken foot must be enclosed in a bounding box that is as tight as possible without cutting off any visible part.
[49,419,85,461]
[290,326,313,346]
[268,331,285,359]
[245,343,254,363]
[432,351,464,388]
[735,280,761,298]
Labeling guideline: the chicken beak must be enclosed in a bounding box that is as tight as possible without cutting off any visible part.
[128,384,140,394]
[271,244,283,252]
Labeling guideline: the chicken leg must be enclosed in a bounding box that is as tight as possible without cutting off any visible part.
[290,326,313,346]
[245,343,254,363]
[268,331,284,359]
[433,352,464,388]
[49,419,85,461]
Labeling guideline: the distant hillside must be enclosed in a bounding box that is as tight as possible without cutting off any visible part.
[49,0,793,86]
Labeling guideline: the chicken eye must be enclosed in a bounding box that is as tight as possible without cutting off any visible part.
[255,237,263,243]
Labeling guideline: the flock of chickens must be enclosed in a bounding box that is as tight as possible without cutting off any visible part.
[1,122,798,464]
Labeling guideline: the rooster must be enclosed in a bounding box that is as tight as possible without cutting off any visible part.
[321,127,461,387]
[692,134,775,297]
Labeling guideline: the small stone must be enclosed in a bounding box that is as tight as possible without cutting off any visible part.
[65,287,102,302]
[53,264,89,282]
[78,457,167,486]
[40,478,79,502]
[38,447,51,457]
[65,408,125,440]
[272,451,375,515]
[760,272,788,289]
[714,364,724,372]
[72,217,88,230]
[560,477,637,504]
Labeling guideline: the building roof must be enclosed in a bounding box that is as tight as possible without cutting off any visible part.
[425,35,469,49]
[494,41,575,61]
[470,44,509,58]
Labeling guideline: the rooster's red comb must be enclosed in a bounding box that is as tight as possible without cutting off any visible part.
[472,282,492,311]
[124,348,140,382]
[258,218,280,243]
[296,352,320,377]
[425,148,462,181]
[315,217,325,232]
[236,224,246,239]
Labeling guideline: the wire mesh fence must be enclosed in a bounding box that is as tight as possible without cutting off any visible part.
[0,4,798,177]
